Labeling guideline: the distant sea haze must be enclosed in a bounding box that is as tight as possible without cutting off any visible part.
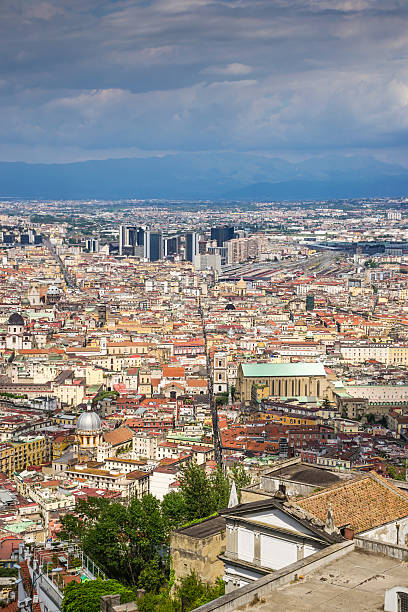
[1,153,408,200]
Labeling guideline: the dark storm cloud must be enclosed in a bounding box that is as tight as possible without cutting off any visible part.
[0,0,407,160]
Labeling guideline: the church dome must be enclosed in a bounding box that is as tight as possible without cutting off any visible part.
[47,285,60,295]
[76,411,102,432]
[8,313,24,326]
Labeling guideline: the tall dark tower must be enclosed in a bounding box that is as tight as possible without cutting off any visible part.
[144,231,163,261]
[210,226,234,247]
[137,227,145,247]
[185,232,199,262]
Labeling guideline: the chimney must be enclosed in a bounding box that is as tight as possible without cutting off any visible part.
[274,482,288,501]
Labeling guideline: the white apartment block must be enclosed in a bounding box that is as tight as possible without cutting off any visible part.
[340,343,408,365]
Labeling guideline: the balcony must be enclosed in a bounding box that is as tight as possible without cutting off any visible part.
[23,541,107,611]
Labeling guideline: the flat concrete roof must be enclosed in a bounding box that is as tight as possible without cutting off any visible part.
[266,463,344,487]
[246,550,407,611]
[176,516,226,539]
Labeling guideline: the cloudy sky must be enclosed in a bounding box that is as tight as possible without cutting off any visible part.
[1,0,407,163]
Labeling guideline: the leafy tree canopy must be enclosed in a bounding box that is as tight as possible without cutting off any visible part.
[62,579,135,612]
[60,494,170,587]
[175,462,251,523]
[138,571,225,612]
[59,462,250,599]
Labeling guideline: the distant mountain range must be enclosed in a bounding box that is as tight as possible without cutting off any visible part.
[0,153,408,200]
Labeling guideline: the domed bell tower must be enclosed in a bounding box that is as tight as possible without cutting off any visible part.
[76,410,103,449]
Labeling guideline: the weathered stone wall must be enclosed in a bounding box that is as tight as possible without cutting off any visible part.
[170,529,226,584]
[261,475,317,497]
[359,516,408,548]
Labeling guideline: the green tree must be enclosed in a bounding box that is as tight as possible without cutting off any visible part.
[75,497,111,523]
[138,571,225,612]
[138,559,167,594]
[58,513,84,543]
[92,390,119,405]
[68,494,171,587]
[126,494,168,575]
[178,462,251,521]
[162,491,187,529]
[62,579,135,612]
[81,502,130,582]
[178,462,214,521]
[173,572,225,611]
[386,464,405,481]
[0,568,17,578]
[210,467,230,511]
[137,591,177,612]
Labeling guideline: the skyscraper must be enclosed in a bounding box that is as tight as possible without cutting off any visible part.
[144,231,163,261]
[119,224,127,255]
[210,226,234,247]
[86,238,99,253]
[119,225,145,255]
[185,232,199,261]
[137,226,145,247]
[128,227,138,249]
[164,236,179,257]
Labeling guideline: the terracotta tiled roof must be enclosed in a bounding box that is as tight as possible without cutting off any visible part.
[163,366,185,378]
[186,378,207,387]
[127,469,149,480]
[297,471,408,534]
[103,426,133,446]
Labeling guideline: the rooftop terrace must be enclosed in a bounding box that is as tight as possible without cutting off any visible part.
[245,549,407,612]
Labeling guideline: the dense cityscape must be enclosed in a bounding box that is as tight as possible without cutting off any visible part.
[0,198,406,610]
[2,0,408,609]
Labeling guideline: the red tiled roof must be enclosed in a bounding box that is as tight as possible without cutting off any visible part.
[103,426,134,445]
[163,366,185,378]
[297,471,408,534]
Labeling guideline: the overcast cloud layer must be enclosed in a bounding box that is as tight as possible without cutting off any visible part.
[0,0,407,162]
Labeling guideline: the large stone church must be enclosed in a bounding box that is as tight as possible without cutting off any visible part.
[4,313,33,351]
[236,362,333,404]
